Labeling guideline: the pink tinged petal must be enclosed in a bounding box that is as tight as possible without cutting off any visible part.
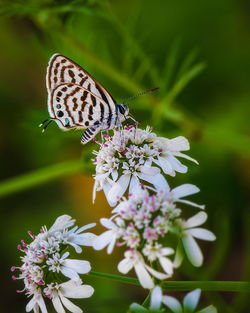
[118,258,134,274]
[171,184,200,199]
[62,284,94,299]
[52,295,65,313]
[182,234,203,267]
[129,175,141,194]
[134,263,154,289]
[188,228,216,241]
[26,296,36,312]
[93,230,114,251]
[108,174,131,203]
[168,136,190,151]
[157,156,175,175]
[165,155,187,173]
[59,294,82,313]
[184,212,207,229]
[197,305,218,313]
[72,233,97,246]
[162,295,182,313]
[144,264,169,280]
[140,165,160,175]
[150,286,162,310]
[183,289,201,312]
[159,257,174,275]
[176,199,205,210]
[61,266,80,281]
[63,259,91,274]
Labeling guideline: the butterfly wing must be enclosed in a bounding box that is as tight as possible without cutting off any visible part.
[47,53,117,110]
[48,83,115,131]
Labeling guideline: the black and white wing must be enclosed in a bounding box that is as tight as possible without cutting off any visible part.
[46,54,118,131]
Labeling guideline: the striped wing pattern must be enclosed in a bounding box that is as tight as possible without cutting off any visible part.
[46,54,118,143]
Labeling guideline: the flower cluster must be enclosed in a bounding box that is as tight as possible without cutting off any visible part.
[94,185,215,289]
[129,286,217,313]
[11,215,96,313]
[93,126,197,206]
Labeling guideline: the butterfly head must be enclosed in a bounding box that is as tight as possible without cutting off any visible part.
[117,103,129,122]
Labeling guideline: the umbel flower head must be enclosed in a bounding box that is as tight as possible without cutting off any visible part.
[11,215,96,313]
[93,185,215,289]
[92,125,197,206]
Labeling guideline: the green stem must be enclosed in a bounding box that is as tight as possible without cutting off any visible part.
[0,159,87,198]
[89,271,250,292]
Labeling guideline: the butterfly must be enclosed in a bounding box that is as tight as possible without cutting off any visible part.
[40,54,158,144]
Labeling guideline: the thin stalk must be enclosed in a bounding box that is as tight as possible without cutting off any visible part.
[89,271,250,292]
[0,159,87,198]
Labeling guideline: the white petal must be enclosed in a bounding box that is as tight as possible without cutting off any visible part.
[150,286,162,309]
[183,289,201,312]
[107,236,117,254]
[197,305,217,313]
[171,184,200,199]
[111,169,118,181]
[157,156,175,175]
[176,199,205,210]
[185,212,207,228]
[52,294,65,313]
[168,136,190,151]
[63,259,91,274]
[188,228,216,241]
[161,247,175,256]
[76,223,96,233]
[59,293,82,313]
[61,266,80,281]
[108,174,131,203]
[140,165,160,175]
[173,241,184,268]
[159,257,174,275]
[129,175,141,194]
[166,155,187,173]
[93,230,114,251]
[26,296,36,312]
[118,258,133,274]
[62,284,94,299]
[174,151,198,164]
[182,234,203,267]
[145,264,169,280]
[72,233,97,246]
[162,295,182,313]
[134,263,154,289]
[103,182,117,206]
[100,218,116,229]
[138,172,169,192]
[50,215,74,232]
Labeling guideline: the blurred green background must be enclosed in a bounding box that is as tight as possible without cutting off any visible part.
[0,0,250,312]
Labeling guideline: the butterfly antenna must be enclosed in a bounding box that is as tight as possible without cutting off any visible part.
[39,119,48,127]
[123,87,159,104]
[39,119,55,133]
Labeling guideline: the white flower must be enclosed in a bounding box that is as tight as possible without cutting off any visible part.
[13,215,95,312]
[118,250,169,289]
[93,218,124,254]
[181,212,216,267]
[44,280,94,313]
[93,126,196,206]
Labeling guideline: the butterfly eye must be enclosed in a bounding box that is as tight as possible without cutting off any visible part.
[118,104,127,115]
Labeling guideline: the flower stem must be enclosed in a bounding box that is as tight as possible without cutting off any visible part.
[0,159,88,198]
[89,271,250,292]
